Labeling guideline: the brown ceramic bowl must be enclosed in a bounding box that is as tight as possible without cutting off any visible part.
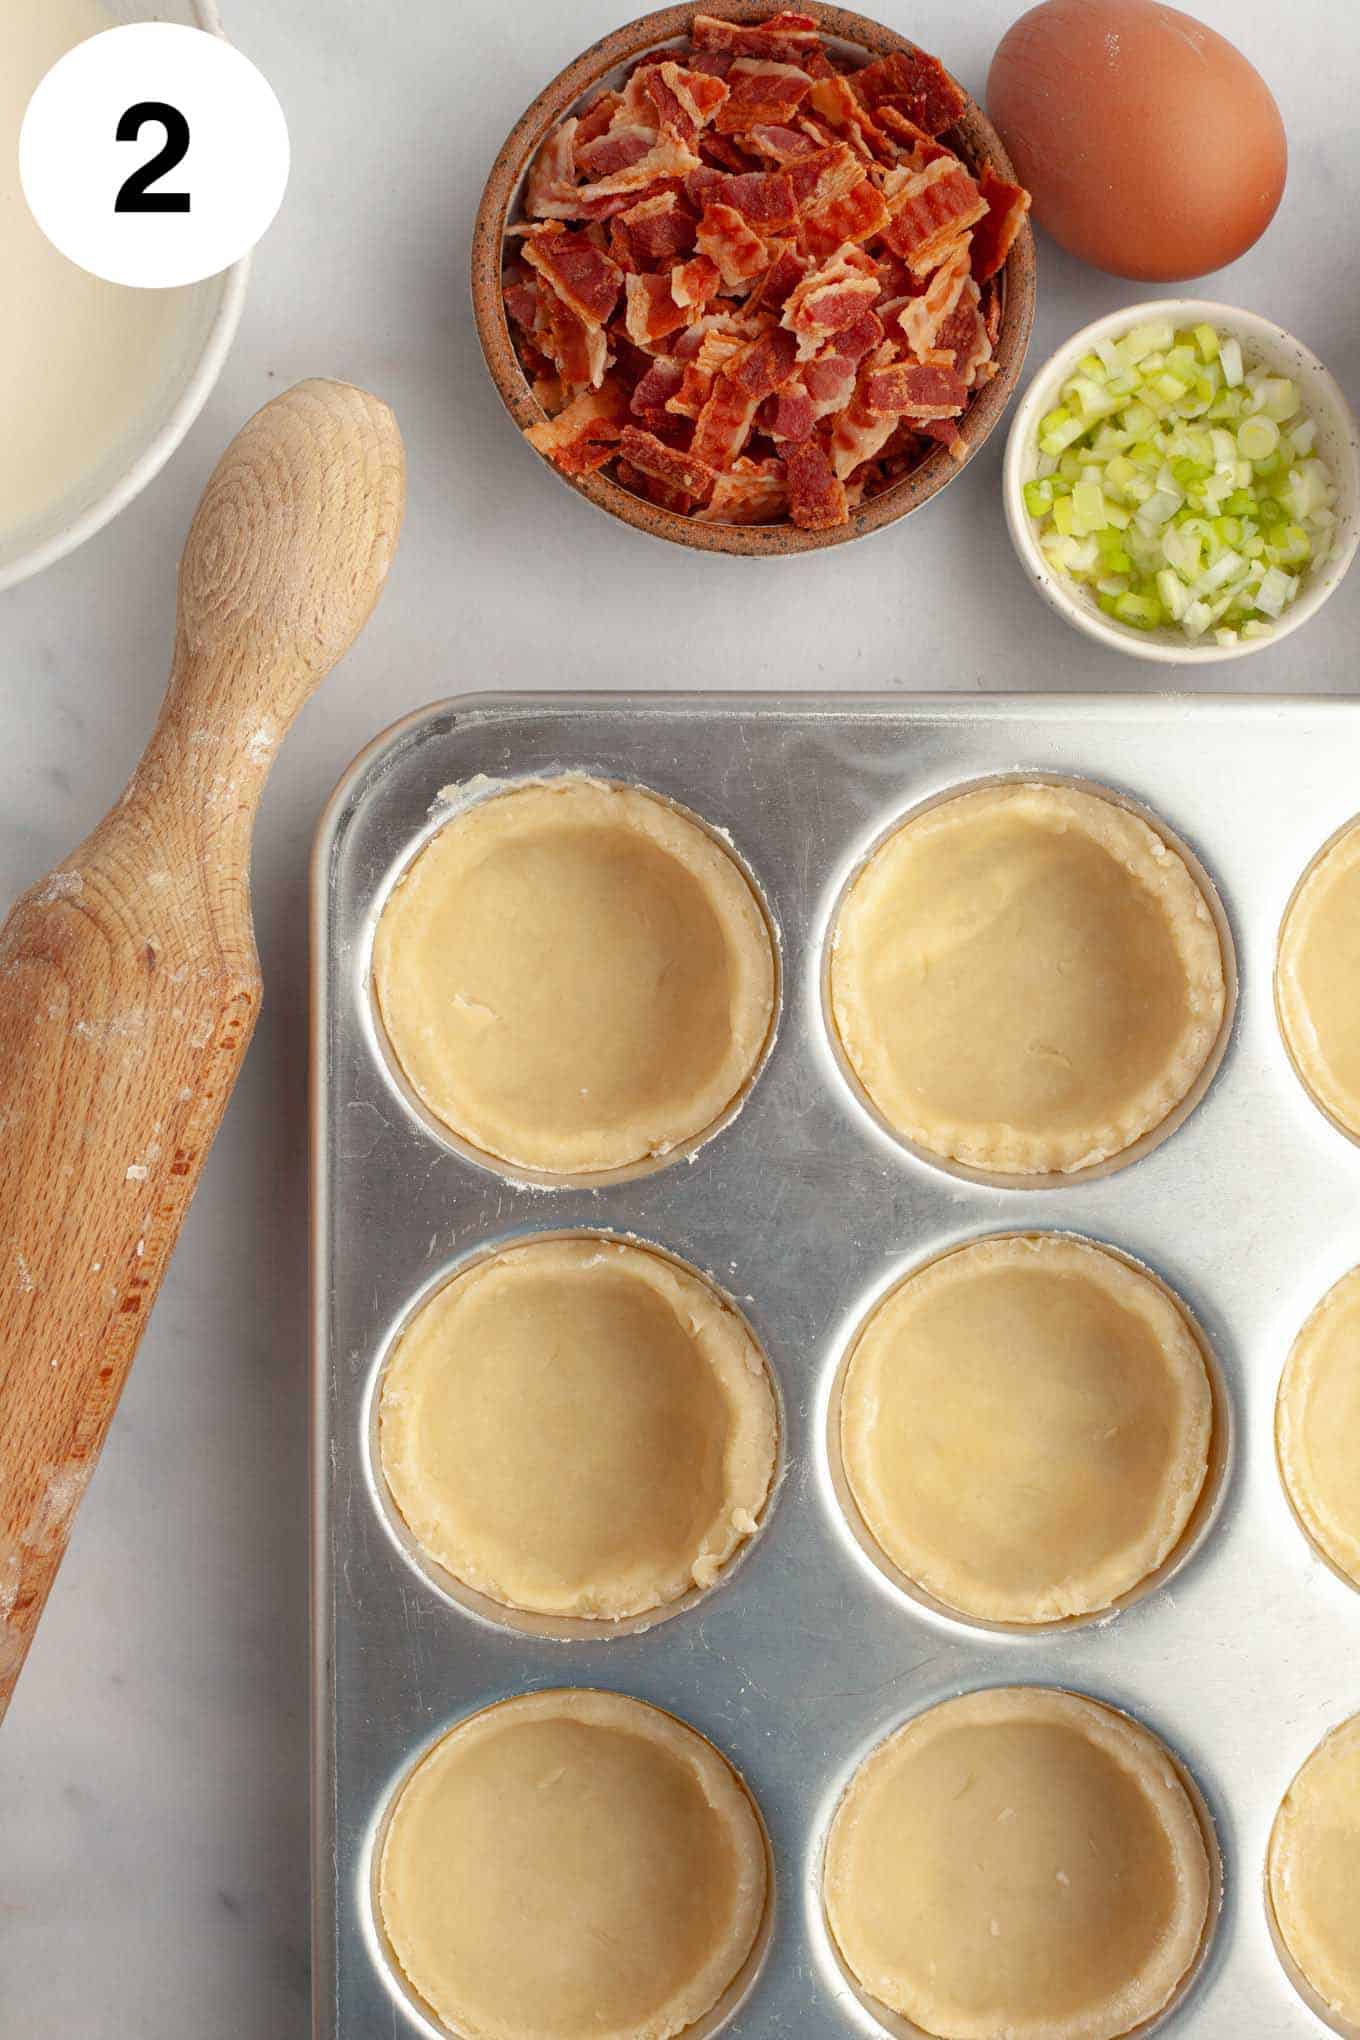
[471,0,1037,556]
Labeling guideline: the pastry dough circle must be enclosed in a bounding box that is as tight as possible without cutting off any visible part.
[380,1236,778,1620]
[1278,816,1360,1140]
[824,1687,1213,2040]
[374,778,776,1175]
[1277,1267,1360,1591]
[378,1689,769,2040]
[838,1234,1214,1624]
[829,781,1227,1177]
[1269,1714,1360,2030]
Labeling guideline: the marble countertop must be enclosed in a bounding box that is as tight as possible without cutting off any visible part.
[1,1,1357,2034]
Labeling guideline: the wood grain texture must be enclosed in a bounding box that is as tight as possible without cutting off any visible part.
[0,379,406,1718]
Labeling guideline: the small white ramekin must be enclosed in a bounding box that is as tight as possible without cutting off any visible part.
[1003,300,1360,666]
[0,0,249,594]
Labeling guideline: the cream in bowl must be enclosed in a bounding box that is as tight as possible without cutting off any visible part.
[1004,301,1360,663]
[0,0,247,591]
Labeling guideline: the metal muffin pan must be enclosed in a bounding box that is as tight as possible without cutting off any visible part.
[312,691,1360,2040]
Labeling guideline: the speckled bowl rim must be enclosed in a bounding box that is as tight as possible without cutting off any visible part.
[470,0,1037,556]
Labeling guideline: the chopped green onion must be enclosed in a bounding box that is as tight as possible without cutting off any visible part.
[1025,319,1336,645]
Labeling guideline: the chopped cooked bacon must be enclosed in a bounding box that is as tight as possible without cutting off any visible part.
[647,60,730,141]
[714,59,813,133]
[695,456,788,522]
[746,122,822,163]
[670,252,721,308]
[934,277,994,386]
[696,201,769,287]
[526,378,629,474]
[502,13,1028,527]
[747,239,809,315]
[803,175,891,259]
[610,190,698,270]
[521,226,623,329]
[787,438,848,529]
[630,356,686,424]
[624,270,690,346]
[575,91,623,147]
[971,162,1032,283]
[526,118,581,218]
[849,48,968,135]
[864,358,967,418]
[502,273,540,332]
[787,141,862,212]
[916,414,967,461]
[881,154,987,274]
[577,133,702,201]
[576,125,656,183]
[692,11,821,61]
[782,245,880,360]
[618,424,719,502]
[897,236,971,359]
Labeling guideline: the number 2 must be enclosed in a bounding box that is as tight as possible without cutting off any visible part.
[114,102,191,213]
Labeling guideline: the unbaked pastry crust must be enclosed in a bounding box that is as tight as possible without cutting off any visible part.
[823,1687,1213,2040]
[1277,1267,1360,1592]
[839,1234,1214,1623]
[378,1689,768,2040]
[1269,1714,1360,2030]
[373,778,776,1175]
[380,1236,778,1620]
[1277,816,1360,1141]
[829,781,1227,1177]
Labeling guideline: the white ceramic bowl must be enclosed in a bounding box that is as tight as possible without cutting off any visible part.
[0,0,248,593]
[1003,300,1360,666]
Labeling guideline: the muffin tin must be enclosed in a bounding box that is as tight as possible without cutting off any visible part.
[312,691,1360,2040]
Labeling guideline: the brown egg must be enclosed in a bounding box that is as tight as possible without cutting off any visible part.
[987,0,1287,281]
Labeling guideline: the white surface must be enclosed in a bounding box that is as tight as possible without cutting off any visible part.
[0,2,1356,2036]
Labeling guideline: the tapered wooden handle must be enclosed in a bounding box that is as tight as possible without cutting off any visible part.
[0,379,406,1718]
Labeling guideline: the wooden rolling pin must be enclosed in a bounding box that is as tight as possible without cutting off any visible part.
[0,378,405,1719]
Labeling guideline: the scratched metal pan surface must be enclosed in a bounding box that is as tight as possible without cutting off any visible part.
[312,692,1360,2040]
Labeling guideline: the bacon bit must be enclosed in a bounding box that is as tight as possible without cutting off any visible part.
[502,274,540,332]
[612,67,663,132]
[610,190,698,271]
[631,357,686,424]
[971,162,1032,283]
[715,59,813,133]
[624,271,690,347]
[692,10,821,61]
[526,378,630,474]
[538,290,610,389]
[782,246,880,360]
[897,236,971,359]
[575,91,623,147]
[806,74,891,163]
[849,48,968,136]
[981,274,1002,349]
[577,133,702,202]
[727,325,800,400]
[788,141,862,213]
[526,118,581,219]
[696,201,769,288]
[648,60,730,142]
[864,359,967,418]
[688,49,734,79]
[671,252,721,308]
[692,373,762,468]
[695,456,788,523]
[916,414,967,461]
[746,122,822,163]
[768,384,817,441]
[874,105,935,154]
[747,240,810,316]
[720,170,798,232]
[830,349,901,476]
[934,278,994,386]
[881,154,987,274]
[802,350,858,420]
[803,176,891,260]
[618,423,719,501]
[700,130,758,172]
[787,438,848,529]
[685,165,729,211]
[576,125,655,183]
[521,226,623,330]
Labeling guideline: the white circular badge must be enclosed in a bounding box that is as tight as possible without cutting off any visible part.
[20,23,289,289]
